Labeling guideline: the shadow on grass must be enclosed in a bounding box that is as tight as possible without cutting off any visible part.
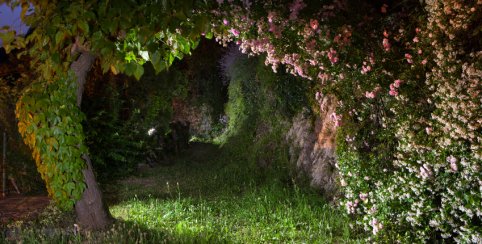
[2,217,233,244]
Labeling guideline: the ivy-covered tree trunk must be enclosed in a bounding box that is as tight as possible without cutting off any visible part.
[70,43,113,230]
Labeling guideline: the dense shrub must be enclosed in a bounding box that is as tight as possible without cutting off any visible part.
[217,43,311,178]
[82,62,187,183]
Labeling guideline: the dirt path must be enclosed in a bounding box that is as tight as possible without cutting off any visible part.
[0,194,51,224]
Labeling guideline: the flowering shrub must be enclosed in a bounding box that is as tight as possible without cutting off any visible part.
[208,0,482,242]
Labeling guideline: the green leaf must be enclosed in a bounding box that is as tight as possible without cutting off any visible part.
[52,16,60,26]
[42,35,50,46]
[206,31,213,39]
[150,50,161,67]
[169,18,180,33]
[0,31,15,46]
[79,144,88,154]
[52,99,61,107]
[57,108,68,117]
[109,20,119,33]
[21,2,29,20]
[55,31,64,45]
[175,12,187,22]
[181,40,190,54]
[194,16,206,33]
[54,190,63,199]
[65,182,75,194]
[119,18,129,30]
[191,38,200,50]
[159,13,169,31]
[137,27,150,45]
[58,146,68,159]
[101,19,110,32]
[153,58,166,74]
[147,42,159,53]
[124,62,136,76]
[26,122,37,134]
[51,137,59,150]
[62,116,73,126]
[91,40,104,52]
[37,100,48,111]
[134,63,144,80]
[34,113,46,123]
[85,11,96,21]
[66,136,77,146]
[21,95,33,106]
[180,25,190,37]
[189,26,199,42]
[51,52,60,63]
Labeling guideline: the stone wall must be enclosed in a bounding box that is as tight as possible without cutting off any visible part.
[287,95,340,200]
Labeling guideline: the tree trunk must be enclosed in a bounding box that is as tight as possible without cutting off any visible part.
[69,42,113,230]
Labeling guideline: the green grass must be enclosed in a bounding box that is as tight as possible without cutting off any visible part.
[2,142,365,243]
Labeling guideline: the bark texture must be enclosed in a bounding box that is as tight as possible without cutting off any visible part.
[70,41,113,230]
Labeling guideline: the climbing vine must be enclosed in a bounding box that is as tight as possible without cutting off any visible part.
[16,72,87,210]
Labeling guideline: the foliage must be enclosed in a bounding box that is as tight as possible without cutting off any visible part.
[81,80,145,183]
[82,62,188,183]
[128,61,188,131]
[15,72,88,210]
[0,75,46,194]
[217,43,311,180]
[0,47,45,194]
[0,0,213,211]
[212,0,482,242]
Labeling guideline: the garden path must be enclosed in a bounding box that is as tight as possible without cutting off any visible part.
[0,194,51,224]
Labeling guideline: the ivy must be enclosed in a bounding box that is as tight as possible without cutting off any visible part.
[16,72,87,210]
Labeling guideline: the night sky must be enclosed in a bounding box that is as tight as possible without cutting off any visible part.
[0,3,32,47]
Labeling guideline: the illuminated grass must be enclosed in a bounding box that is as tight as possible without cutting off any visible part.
[2,142,365,243]
[107,142,365,243]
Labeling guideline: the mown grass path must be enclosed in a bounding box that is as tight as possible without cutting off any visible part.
[104,142,364,243]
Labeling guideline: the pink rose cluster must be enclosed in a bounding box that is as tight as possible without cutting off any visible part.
[420,165,433,179]
[447,156,458,172]
[361,65,371,74]
[359,192,368,201]
[345,200,358,214]
[382,38,390,51]
[330,112,343,127]
[289,0,308,20]
[372,218,383,235]
[327,48,339,64]
[315,92,328,111]
[405,53,413,64]
[365,87,382,98]
[389,79,403,96]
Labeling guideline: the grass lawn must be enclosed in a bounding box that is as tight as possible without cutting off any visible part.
[2,142,365,243]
